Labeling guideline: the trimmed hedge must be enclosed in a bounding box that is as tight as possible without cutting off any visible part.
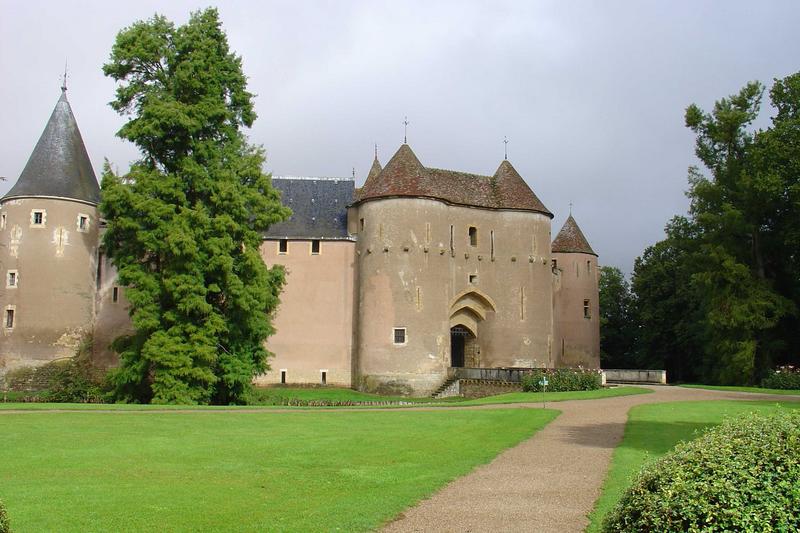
[521,368,602,392]
[0,498,9,533]
[762,365,800,390]
[602,411,800,532]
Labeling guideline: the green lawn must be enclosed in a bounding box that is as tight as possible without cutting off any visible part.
[586,400,800,532]
[680,384,800,395]
[0,408,556,532]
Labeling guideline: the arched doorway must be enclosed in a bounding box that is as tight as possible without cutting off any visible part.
[450,326,477,367]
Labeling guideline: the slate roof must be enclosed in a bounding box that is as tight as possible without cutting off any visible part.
[551,215,597,256]
[354,144,552,216]
[4,89,100,205]
[264,177,354,239]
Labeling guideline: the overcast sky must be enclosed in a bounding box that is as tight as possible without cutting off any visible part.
[1,1,798,273]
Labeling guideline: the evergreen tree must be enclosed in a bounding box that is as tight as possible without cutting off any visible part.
[100,9,290,404]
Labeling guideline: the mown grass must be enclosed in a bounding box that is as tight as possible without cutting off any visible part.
[586,399,800,532]
[0,408,556,532]
[680,384,800,395]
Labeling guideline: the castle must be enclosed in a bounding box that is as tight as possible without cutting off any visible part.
[0,89,600,396]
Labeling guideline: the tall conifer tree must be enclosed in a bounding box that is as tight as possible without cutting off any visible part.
[100,9,290,404]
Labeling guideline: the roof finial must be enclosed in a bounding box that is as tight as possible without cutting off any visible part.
[61,60,68,92]
[569,201,573,215]
[403,116,409,144]
[352,167,356,179]
[374,143,378,160]
[503,136,509,160]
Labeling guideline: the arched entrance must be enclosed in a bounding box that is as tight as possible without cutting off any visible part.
[448,289,496,368]
[450,326,473,367]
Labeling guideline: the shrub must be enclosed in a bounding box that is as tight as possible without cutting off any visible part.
[762,365,800,390]
[0,498,9,533]
[521,368,602,392]
[2,336,109,403]
[602,411,800,532]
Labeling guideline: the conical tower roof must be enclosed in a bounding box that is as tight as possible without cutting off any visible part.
[492,160,552,215]
[4,89,100,205]
[552,214,596,256]
[356,155,383,200]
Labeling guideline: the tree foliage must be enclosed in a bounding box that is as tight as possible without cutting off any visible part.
[598,266,637,368]
[630,72,800,384]
[100,9,290,404]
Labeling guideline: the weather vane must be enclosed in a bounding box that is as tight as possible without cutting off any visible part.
[503,136,509,160]
[61,60,68,92]
[403,116,409,144]
[569,201,573,215]
[374,143,378,159]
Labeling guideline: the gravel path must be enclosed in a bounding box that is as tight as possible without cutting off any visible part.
[381,385,799,533]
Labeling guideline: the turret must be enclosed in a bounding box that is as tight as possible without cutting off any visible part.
[0,87,101,376]
[551,214,600,368]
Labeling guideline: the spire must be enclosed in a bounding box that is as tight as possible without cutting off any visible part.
[552,214,597,256]
[3,90,100,204]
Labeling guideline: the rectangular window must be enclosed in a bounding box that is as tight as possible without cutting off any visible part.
[583,299,591,318]
[31,210,45,226]
[393,327,407,345]
[280,370,287,384]
[468,226,477,246]
[278,239,288,254]
[469,274,478,284]
[5,309,14,329]
[7,270,18,288]
[551,259,558,270]
[112,286,119,303]
[311,240,320,255]
[587,260,591,274]
[1,213,6,229]
[321,370,327,385]
[359,218,365,231]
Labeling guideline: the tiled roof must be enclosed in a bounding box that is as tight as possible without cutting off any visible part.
[354,144,551,216]
[4,89,100,204]
[264,177,354,239]
[552,215,596,256]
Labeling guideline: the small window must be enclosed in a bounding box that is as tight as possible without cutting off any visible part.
[583,299,591,318]
[31,209,45,226]
[321,370,327,385]
[587,260,591,274]
[469,274,478,285]
[280,370,287,384]
[551,259,558,270]
[112,286,119,303]
[5,308,14,329]
[311,240,320,255]
[77,214,89,232]
[278,239,288,254]
[393,327,407,345]
[359,218,365,231]
[1,213,6,229]
[468,226,477,246]
[6,270,18,288]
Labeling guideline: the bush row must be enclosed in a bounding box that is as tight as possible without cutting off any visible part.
[761,365,800,390]
[521,368,602,392]
[603,411,800,532]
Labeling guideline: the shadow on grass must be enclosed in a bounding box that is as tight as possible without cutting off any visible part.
[558,420,713,451]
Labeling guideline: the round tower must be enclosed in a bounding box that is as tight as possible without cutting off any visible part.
[351,144,554,396]
[551,214,600,368]
[0,87,101,377]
